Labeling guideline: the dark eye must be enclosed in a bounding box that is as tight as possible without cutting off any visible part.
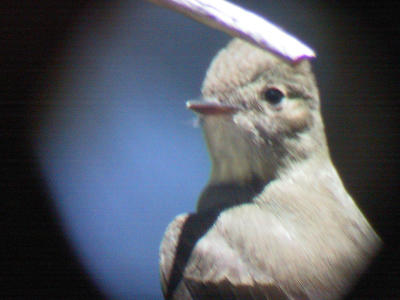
[263,88,284,105]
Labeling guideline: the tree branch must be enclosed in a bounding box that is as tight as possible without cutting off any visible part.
[145,0,316,62]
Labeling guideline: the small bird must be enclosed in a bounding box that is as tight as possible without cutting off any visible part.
[159,38,380,300]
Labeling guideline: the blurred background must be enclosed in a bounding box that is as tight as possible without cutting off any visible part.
[2,0,399,299]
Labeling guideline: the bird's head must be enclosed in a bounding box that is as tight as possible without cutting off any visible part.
[187,38,329,184]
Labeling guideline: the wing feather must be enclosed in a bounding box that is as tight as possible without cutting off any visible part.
[159,211,299,299]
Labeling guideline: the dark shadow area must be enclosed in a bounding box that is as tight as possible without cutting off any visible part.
[166,178,266,298]
[165,212,220,299]
[1,1,106,298]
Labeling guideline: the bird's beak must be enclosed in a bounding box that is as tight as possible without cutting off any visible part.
[186,98,240,115]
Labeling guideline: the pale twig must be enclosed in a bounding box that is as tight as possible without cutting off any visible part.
[145,0,316,62]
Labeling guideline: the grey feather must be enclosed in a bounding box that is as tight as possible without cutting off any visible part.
[160,39,380,300]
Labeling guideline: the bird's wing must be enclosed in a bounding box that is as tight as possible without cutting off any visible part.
[159,212,304,300]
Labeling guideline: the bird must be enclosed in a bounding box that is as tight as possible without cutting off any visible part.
[159,38,381,300]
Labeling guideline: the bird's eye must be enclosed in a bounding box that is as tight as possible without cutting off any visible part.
[262,88,284,105]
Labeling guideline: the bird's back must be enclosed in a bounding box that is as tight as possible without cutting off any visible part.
[160,160,380,300]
